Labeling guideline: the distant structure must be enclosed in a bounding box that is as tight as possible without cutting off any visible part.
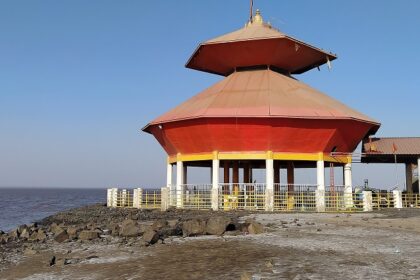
[143,9,381,211]
[362,137,420,193]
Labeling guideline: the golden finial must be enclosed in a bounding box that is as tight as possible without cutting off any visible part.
[247,9,264,27]
[254,9,263,24]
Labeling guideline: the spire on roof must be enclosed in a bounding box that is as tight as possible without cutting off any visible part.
[247,9,265,27]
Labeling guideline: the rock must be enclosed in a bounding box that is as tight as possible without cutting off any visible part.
[120,220,140,237]
[64,258,81,265]
[51,224,65,235]
[151,219,168,230]
[243,219,264,235]
[182,219,206,237]
[17,224,28,234]
[78,230,99,241]
[24,248,38,256]
[205,216,231,235]
[35,230,47,242]
[240,272,252,280]
[49,256,56,266]
[265,259,274,268]
[67,227,78,239]
[8,229,19,240]
[167,219,179,228]
[0,230,5,235]
[142,228,160,245]
[54,230,69,243]
[20,228,31,240]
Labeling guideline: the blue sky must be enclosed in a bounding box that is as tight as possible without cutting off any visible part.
[1,1,419,188]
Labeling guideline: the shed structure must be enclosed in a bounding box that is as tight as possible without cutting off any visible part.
[362,137,420,193]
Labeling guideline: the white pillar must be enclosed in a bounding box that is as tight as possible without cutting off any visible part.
[363,191,373,212]
[111,188,118,207]
[212,159,220,211]
[133,188,142,209]
[107,189,113,207]
[393,190,403,209]
[121,189,127,207]
[176,161,184,208]
[167,163,173,206]
[161,187,170,211]
[344,163,354,208]
[265,158,274,211]
[316,160,326,212]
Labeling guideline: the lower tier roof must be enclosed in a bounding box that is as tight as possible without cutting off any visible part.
[143,69,380,134]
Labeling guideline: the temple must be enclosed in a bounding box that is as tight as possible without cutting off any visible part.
[142,10,381,211]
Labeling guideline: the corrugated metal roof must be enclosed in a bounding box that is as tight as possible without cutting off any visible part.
[144,69,380,131]
[363,137,420,155]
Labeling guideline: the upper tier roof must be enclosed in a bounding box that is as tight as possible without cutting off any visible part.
[143,69,380,133]
[186,10,337,76]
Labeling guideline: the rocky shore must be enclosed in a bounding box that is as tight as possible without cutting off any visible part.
[0,204,264,274]
[2,206,420,279]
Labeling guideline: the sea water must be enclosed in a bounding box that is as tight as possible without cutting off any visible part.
[0,188,105,232]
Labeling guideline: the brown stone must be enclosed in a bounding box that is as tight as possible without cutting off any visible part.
[151,219,168,230]
[120,219,140,237]
[206,216,231,235]
[20,228,31,240]
[243,219,264,235]
[142,228,160,245]
[67,227,78,239]
[78,230,99,241]
[182,219,206,237]
[36,230,47,242]
[54,230,69,243]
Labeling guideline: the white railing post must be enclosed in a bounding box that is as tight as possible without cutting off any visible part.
[212,158,220,211]
[316,159,326,212]
[133,188,142,209]
[393,190,403,209]
[112,188,118,207]
[363,191,373,212]
[265,157,274,211]
[176,160,184,208]
[161,187,169,211]
[121,189,127,207]
[107,188,113,207]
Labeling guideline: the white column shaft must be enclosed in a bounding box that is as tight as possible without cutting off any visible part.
[316,160,326,212]
[167,163,173,206]
[176,161,184,208]
[212,159,220,211]
[344,163,354,208]
[265,159,274,211]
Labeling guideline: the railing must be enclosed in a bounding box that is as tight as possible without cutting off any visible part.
[372,192,394,209]
[115,190,133,208]
[218,183,266,211]
[112,188,161,209]
[109,187,420,212]
[273,184,316,211]
[142,190,162,209]
[182,184,212,210]
[402,193,420,208]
